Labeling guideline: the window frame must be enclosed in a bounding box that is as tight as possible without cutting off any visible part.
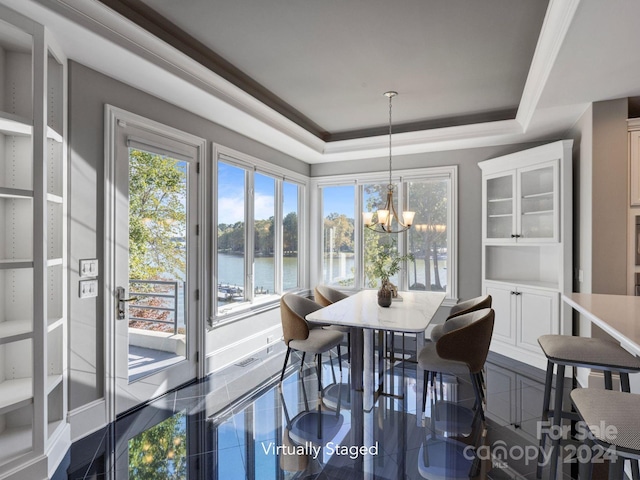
[310,165,458,304]
[212,144,307,324]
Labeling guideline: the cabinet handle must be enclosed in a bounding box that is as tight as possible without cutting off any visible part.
[511,234,517,238]
[514,292,521,296]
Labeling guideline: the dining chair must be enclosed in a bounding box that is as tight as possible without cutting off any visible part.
[314,285,350,362]
[417,308,495,421]
[314,285,349,306]
[279,293,344,383]
[429,294,492,342]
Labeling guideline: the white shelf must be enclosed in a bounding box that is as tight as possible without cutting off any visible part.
[522,191,553,199]
[47,318,64,333]
[46,126,62,143]
[0,378,33,415]
[47,258,63,267]
[0,423,32,466]
[46,193,63,204]
[488,197,512,203]
[488,213,512,218]
[46,375,62,395]
[0,112,31,137]
[522,209,554,216]
[484,278,559,291]
[0,320,32,344]
[0,259,33,270]
[0,187,33,199]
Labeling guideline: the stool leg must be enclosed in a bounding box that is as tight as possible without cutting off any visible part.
[280,347,291,382]
[604,370,613,390]
[537,360,555,478]
[578,437,594,480]
[548,364,565,480]
[619,373,640,480]
[609,454,624,480]
[317,352,323,439]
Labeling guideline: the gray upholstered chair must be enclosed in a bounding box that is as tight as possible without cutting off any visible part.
[314,285,348,306]
[279,293,344,383]
[429,294,492,342]
[537,334,640,479]
[571,388,640,480]
[314,285,350,361]
[417,308,495,421]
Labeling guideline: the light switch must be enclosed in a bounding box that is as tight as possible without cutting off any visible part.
[79,279,98,298]
[79,259,99,278]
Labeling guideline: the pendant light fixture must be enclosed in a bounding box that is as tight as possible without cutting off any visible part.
[362,91,415,233]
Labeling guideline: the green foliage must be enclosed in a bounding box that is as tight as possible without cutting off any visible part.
[128,411,187,480]
[129,150,186,281]
[217,212,299,255]
[368,238,413,283]
[323,213,354,253]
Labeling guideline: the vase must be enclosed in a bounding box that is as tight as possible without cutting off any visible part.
[377,281,392,307]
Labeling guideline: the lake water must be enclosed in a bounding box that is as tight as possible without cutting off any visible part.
[218,253,299,293]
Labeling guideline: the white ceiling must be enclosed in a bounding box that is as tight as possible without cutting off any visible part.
[3,0,640,164]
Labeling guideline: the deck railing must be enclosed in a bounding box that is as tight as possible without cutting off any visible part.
[129,279,182,334]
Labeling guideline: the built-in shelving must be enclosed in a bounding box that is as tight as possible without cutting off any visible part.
[0,7,70,477]
[480,140,572,370]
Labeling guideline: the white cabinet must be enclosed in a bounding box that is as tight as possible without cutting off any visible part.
[480,141,572,370]
[0,6,69,478]
[484,160,559,243]
[485,282,559,365]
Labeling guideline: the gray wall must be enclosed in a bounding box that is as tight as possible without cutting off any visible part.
[311,142,551,301]
[68,61,309,411]
[591,99,628,295]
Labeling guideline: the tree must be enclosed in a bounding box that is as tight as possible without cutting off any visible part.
[283,211,298,254]
[128,412,187,480]
[129,149,187,281]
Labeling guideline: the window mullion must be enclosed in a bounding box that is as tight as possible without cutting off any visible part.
[246,169,254,302]
[274,178,283,294]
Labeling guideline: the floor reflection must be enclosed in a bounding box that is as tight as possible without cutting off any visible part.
[59,345,575,480]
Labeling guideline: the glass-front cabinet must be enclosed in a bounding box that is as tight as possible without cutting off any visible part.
[483,161,559,243]
[480,141,572,371]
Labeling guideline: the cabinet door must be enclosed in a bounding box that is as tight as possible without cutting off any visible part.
[517,287,558,353]
[484,171,516,242]
[485,283,516,345]
[517,161,559,242]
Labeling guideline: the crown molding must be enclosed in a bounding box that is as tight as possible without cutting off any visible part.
[516,0,581,131]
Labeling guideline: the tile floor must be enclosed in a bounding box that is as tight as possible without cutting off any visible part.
[55,342,594,479]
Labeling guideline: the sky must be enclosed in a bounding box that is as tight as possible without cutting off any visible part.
[217,162,299,224]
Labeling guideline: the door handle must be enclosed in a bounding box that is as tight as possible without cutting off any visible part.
[117,286,139,320]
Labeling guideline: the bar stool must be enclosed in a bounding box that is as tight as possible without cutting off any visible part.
[571,388,640,479]
[537,334,640,479]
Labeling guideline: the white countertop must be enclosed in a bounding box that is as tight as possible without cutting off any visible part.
[563,293,640,355]
[306,290,446,333]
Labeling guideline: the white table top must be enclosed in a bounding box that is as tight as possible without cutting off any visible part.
[306,290,446,333]
[562,293,640,355]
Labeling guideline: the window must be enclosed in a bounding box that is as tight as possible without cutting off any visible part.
[321,185,355,287]
[314,166,457,300]
[214,147,305,319]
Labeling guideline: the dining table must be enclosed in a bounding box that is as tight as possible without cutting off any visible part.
[306,289,446,420]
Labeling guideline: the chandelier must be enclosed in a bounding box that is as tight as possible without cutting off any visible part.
[362,91,415,233]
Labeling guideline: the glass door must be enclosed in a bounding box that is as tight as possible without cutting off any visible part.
[111,118,200,416]
[485,172,516,242]
[517,161,558,242]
